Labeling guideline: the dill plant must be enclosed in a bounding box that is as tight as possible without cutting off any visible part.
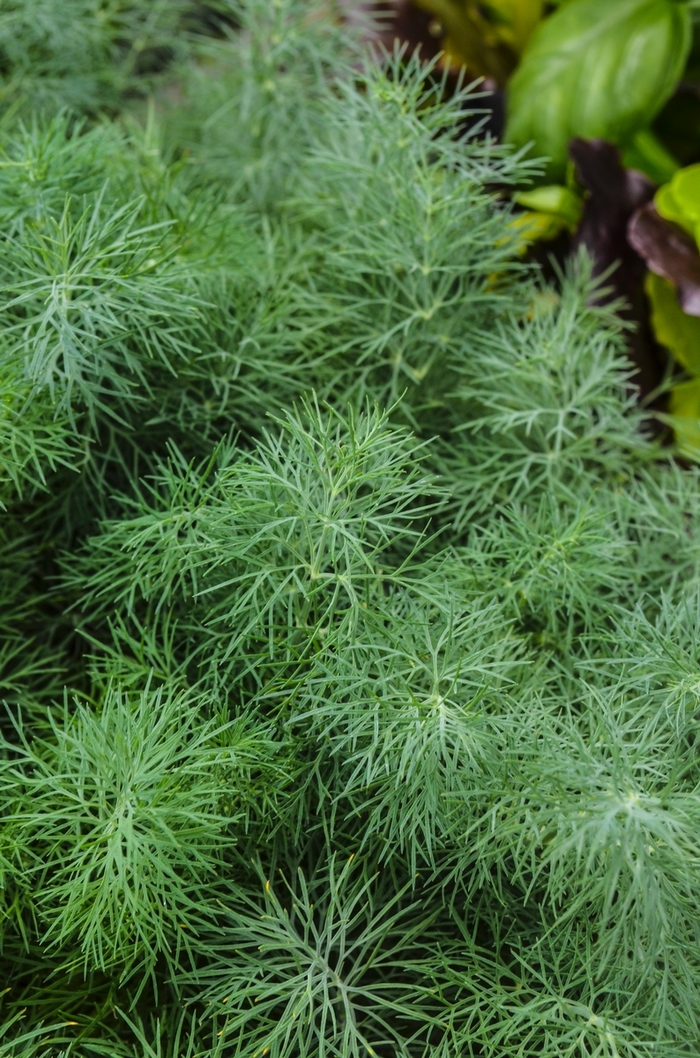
[0,1,699,1055]
[0,0,192,117]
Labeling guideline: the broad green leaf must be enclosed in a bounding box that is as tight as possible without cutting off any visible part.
[621,128,679,186]
[646,271,700,373]
[669,376,700,455]
[505,0,691,179]
[514,184,583,228]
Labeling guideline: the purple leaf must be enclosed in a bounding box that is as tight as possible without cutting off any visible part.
[568,137,662,398]
[628,202,700,317]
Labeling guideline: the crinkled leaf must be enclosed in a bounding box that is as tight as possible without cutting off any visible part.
[505,0,691,179]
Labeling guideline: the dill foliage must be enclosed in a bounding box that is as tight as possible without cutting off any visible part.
[0,1,699,1055]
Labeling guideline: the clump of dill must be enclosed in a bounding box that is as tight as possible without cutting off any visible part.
[0,3,698,1055]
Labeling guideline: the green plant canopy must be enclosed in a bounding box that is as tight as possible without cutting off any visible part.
[0,2,699,1055]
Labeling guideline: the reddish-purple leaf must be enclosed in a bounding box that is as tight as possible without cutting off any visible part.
[628,202,700,317]
[568,137,663,398]
[569,137,655,282]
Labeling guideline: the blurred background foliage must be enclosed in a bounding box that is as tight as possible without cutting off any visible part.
[371,0,700,446]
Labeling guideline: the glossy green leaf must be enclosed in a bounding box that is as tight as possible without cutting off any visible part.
[621,128,679,186]
[514,184,583,228]
[647,270,700,373]
[505,0,691,179]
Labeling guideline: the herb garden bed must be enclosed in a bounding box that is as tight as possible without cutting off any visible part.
[1,2,699,1055]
